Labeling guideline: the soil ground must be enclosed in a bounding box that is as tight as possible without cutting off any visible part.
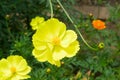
[75,0,120,19]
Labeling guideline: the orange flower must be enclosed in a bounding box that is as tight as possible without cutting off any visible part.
[92,20,106,30]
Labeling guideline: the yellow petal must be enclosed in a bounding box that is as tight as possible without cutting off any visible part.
[48,59,61,67]
[0,55,31,80]
[0,59,12,78]
[7,55,23,66]
[16,59,28,72]
[47,43,54,51]
[53,46,67,60]
[33,48,61,66]
[0,76,5,80]
[33,18,66,42]
[19,75,31,79]
[45,18,66,39]
[11,74,30,80]
[32,39,47,50]
[0,59,9,70]
[61,30,77,48]
[54,60,61,67]
[7,55,28,72]
[32,49,51,62]
[65,41,80,57]
[30,16,44,30]
[18,66,31,75]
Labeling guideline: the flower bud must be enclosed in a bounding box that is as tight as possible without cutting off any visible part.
[46,68,51,73]
[98,42,104,49]
[5,14,10,20]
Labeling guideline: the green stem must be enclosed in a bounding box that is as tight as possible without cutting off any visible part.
[56,0,98,51]
[6,21,15,41]
[49,0,53,18]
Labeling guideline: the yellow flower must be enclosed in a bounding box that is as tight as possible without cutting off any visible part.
[30,16,44,30]
[0,55,31,80]
[32,18,80,67]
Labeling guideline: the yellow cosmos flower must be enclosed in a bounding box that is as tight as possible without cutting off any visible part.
[32,17,80,67]
[30,16,44,30]
[0,55,31,80]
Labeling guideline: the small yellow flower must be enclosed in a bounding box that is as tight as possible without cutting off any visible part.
[32,17,80,67]
[0,55,31,80]
[30,16,44,30]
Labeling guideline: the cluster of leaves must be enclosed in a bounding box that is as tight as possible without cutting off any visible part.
[0,0,120,80]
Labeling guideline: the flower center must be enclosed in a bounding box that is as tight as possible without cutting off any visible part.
[11,66,16,74]
[52,37,60,45]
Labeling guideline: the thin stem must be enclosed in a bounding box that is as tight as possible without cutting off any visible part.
[57,0,98,51]
[6,21,15,41]
[49,0,53,18]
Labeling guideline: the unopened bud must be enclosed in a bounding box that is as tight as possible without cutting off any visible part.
[61,61,64,65]
[57,5,60,8]
[82,77,87,80]
[46,68,51,73]
[5,14,10,20]
[86,70,91,76]
[89,13,93,17]
[98,42,104,49]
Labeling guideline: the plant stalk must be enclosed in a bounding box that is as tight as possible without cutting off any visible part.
[56,0,98,51]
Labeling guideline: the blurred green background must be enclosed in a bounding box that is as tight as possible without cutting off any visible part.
[0,0,120,80]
